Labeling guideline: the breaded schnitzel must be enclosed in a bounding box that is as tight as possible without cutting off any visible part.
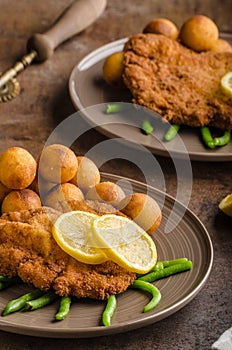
[123,34,232,130]
[0,204,136,300]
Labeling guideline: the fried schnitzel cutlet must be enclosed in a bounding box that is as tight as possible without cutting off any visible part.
[0,203,136,300]
[123,34,232,130]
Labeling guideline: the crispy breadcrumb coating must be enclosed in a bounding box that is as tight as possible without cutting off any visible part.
[123,34,232,130]
[0,205,136,300]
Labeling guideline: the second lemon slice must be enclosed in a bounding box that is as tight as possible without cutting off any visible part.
[92,214,157,274]
[52,211,108,264]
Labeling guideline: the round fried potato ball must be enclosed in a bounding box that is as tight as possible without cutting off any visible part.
[70,156,100,192]
[0,181,11,203]
[38,144,77,184]
[119,193,162,235]
[143,18,179,40]
[86,181,125,207]
[209,38,232,53]
[0,147,37,190]
[179,15,219,52]
[103,51,124,86]
[44,183,84,209]
[1,189,41,213]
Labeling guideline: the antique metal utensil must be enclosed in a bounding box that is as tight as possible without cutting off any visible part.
[0,0,107,102]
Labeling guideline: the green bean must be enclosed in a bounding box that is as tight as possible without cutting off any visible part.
[105,103,127,114]
[55,296,71,321]
[157,258,188,268]
[106,104,121,114]
[213,131,231,147]
[137,258,188,278]
[130,280,161,313]
[102,295,117,326]
[24,291,57,311]
[0,276,21,283]
[200,127,215,149]
[0,276,21,290]
[2,289,44,316]
[141,120,154,135]
[164,124,180,141]
[0,281,13,291]
[153,261,164,271]
[136,261,164,279]
[138,261,193,283]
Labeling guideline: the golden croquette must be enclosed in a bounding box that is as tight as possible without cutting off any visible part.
[143,18,179,40]
[70,156,100,192]
[1,189,41,213]
[86,181,125,206]
[44,182,84,210]
[179,15,219,52]
[0,147,37,190]
[38,144,77,183]
[119,192,162,235]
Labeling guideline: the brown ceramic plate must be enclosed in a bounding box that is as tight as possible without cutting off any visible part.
[69,34,232,161]
[0,173,213,338]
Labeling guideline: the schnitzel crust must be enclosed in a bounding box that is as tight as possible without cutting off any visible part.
[123,34,232,130]
[0,204,136,300]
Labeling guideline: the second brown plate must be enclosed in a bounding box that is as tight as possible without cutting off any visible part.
[69,35,232,161]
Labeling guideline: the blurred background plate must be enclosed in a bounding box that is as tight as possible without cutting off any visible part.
[69,35,232,161]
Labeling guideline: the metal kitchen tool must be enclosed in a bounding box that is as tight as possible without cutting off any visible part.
[0,0,107,102]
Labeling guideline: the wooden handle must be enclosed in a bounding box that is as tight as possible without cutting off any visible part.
[27,0,107,62]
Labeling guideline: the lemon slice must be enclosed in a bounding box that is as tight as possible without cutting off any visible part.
[219,194,232,217]
[221,72,232,98]
[52,211,108,264]
[92,214,157,274]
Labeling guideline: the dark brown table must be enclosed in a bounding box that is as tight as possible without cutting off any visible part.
[0,1,231,349]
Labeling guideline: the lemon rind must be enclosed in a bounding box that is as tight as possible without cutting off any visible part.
[92,215,157,274]
[52,211,108,264]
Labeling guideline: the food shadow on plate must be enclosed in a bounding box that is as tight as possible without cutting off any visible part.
[93,75,133,103]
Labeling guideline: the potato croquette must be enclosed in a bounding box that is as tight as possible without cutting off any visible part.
[179,15,219,52]
[70,156,100,192]
[44,183,84,210]
[143,18,179,40]
[0,147,37,190]
[103,51,125,86]
[1,189,41,213]
[209,38,232,53]
[38,144,77,184]
[119,193,162,234]
[86,181,125,206]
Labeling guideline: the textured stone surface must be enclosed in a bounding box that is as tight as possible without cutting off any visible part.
[0,1,231,349]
